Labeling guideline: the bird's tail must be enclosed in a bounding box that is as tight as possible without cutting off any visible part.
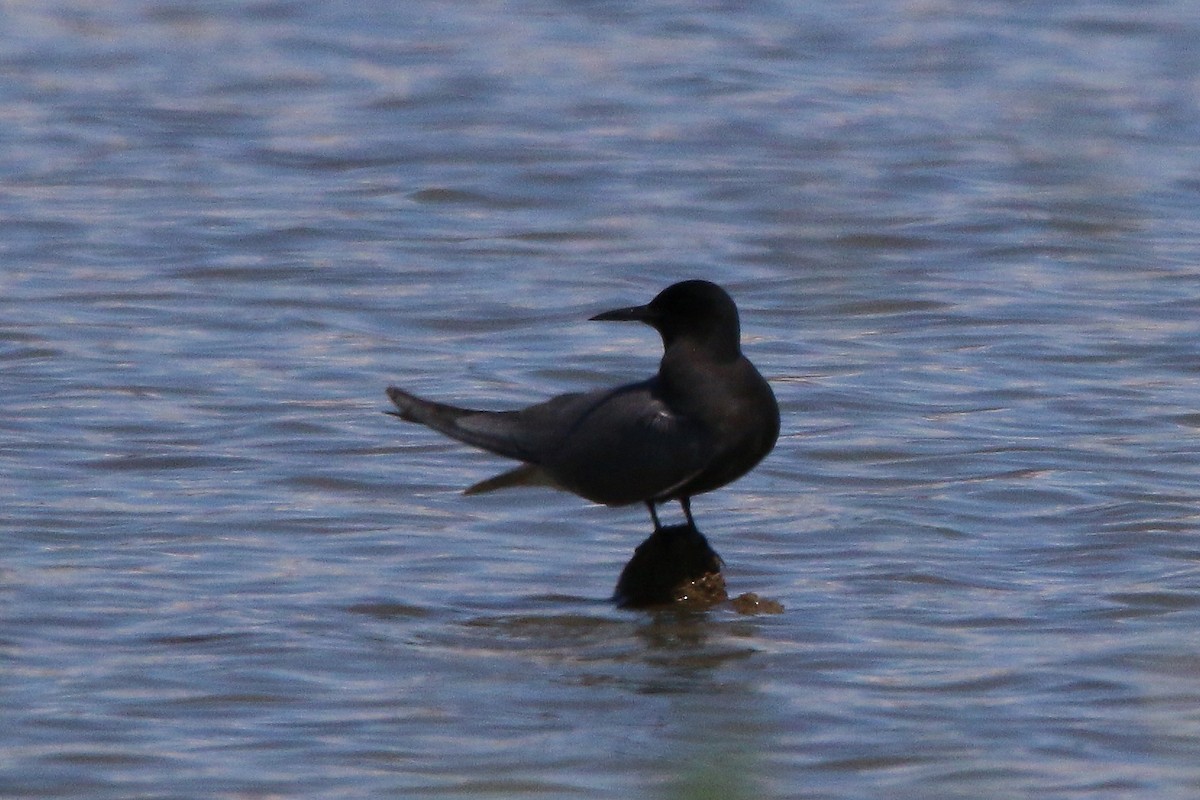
[385,386,531,462]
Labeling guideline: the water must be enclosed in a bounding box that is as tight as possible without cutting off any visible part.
[3,1,1200,797]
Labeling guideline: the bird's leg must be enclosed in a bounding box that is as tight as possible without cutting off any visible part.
[645,501,663,531]
[680,496,697,530]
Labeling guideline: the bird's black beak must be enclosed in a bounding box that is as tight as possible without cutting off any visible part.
[590,303,654,323]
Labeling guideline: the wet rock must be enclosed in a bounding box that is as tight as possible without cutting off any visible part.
[612,523,727,609]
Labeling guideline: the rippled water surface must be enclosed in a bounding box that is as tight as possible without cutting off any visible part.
[4,1,1200,798]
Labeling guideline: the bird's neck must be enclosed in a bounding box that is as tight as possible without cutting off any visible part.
[657,338,743,405]
[659,329,741,363]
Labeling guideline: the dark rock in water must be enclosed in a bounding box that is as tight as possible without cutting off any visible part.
[613,523,727,609]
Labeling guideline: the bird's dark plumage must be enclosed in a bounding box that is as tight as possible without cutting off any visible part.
[386,280,779,531]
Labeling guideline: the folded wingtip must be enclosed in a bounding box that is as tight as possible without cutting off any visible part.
[464,463,553,495]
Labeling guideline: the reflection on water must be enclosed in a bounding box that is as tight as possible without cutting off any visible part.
[3,0,1200,798]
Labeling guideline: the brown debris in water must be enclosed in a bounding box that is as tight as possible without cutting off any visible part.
[729,592,784,615]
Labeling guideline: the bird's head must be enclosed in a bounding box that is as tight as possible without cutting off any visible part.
[590,280,742,356]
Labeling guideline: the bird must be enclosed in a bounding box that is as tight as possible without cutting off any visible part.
[385,279,779,532]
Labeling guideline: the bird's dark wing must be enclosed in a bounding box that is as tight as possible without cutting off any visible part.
[513,381,715,506]
[387,382,714,507]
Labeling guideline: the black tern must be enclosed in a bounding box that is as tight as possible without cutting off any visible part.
[386,279,779,532]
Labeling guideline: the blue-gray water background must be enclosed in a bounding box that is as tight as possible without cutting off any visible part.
[3,1,1200,798]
